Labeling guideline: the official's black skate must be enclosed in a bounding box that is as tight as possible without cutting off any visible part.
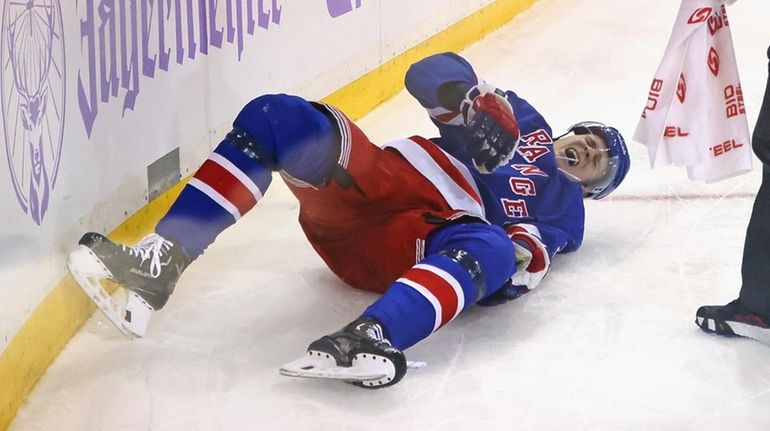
[696,299,770,345]
[279,317,409,389]
[67,232,190,338]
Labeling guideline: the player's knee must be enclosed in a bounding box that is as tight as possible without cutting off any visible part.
[461,225,516,285]
[429,223,515,301]
[232,94,337,182]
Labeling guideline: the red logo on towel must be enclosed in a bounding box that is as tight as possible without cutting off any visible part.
[708,47,720,76]
[708,6,729,35]
[711,139,744,158]
[664,126,689,138]
[641,78,664,119]
[676,74,687,103]
[724,84,746,118]
[688,7,713,24]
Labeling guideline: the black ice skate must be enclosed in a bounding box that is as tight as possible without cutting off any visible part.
[279,317,417,389]
[67,232,190,339]
[696,299,770,345]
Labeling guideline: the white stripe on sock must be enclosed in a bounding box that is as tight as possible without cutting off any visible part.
[188,178,241,220]
[208,152,264,200]
[396,277,442,332]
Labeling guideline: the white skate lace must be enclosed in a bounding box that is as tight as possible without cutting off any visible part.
[127,234,173,278]
[356,322,387,343]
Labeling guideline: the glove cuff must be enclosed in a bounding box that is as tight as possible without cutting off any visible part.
[460,83,513,125]
[507,225,548,273]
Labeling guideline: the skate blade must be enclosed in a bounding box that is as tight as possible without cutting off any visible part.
[67,246,145,340]
[279,351,388,381]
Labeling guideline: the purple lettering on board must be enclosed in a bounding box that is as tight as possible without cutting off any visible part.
[174,0,185,64]
[209,0,223,48]
[98,0,120,101]
[270,0,281,25]
[158,0,171,71]
[246,0,255,34]
[72,0,283,139]
[226,0,236,43]
[326,0,363,18]
[186,0,196,60]
[77,0,98,135]
[141,0,157,77]
[198,0,208,55]
[257,0,268,29]
[120,0,141,114]
[256,0,280,28]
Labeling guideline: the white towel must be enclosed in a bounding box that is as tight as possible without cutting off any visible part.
[633,0,752,182]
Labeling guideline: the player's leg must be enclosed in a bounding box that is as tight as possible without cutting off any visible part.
[282,222,515,388]
[696,45,770,343]
[360,222,515,350]
[68,94,340,337]
[156,94,339,259]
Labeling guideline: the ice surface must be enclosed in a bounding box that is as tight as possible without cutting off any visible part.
[10,0,770,430]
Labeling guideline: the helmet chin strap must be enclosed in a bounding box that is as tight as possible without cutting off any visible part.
[557,166,583,184]
[554,154,579,164]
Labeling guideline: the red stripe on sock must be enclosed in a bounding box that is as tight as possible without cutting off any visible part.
[403,267,459,327]
[194,159,257,215]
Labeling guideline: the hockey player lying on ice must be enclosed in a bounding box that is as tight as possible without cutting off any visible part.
[67,52,630,388]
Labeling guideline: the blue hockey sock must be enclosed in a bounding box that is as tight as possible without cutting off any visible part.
[155,140,272,259]
[362,254,478,350]
[363,223,515,350]
[156,94,339,259]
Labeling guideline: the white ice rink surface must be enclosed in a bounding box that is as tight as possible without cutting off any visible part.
[10,1,770,430]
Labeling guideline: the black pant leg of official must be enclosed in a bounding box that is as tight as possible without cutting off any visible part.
[738,46,770,316]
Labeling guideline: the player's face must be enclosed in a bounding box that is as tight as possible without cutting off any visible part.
[554,134,612,191]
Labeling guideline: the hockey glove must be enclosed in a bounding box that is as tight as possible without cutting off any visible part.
[460,84,521,173]
[476,279,531,307]
[507,224,550,290]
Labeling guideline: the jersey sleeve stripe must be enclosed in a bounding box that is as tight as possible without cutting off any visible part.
[384,138,484,217]
[428,106,464,125]
[407,136,482,207]
[317,103,353,169]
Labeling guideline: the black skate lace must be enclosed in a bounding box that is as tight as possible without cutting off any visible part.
[127,234,173,278]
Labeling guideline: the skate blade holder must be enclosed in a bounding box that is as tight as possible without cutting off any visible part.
[279,351,426,382]
[67,245,152,340]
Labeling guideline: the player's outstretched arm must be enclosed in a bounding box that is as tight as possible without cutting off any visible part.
[405,53,521,173]
[404,52,478,113]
